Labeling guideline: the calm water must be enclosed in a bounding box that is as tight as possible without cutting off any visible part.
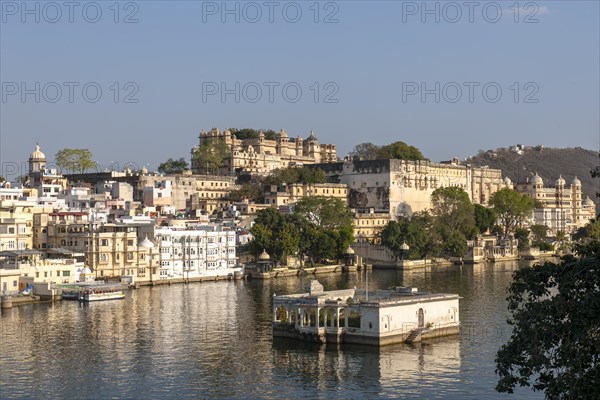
[0,261,544,399]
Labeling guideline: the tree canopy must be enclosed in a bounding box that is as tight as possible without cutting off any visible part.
[573,219,600,242]
[55,148,97,174]
[380,212,439,260]
[158,158,189,174]
[248,197,354,266]
[264,167,326,186]
[495,240,600,399]
[474,204,496,234]
[489,188,535,238]
[379,141,427,161]
[293,196,353,230]
[193,139,229,174]
[229,128,277,140]
[349,141,427,161]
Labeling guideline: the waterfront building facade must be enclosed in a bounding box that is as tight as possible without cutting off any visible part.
[272,280,460,346]
[155,226,237,280]
[515,174,596,234]
[312,158,510,218]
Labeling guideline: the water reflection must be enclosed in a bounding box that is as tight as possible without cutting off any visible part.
[0,261,543,399]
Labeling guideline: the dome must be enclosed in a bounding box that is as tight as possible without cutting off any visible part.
[503,176,512,185]
[571,176,581,186]
[343,246,355,255]
[532,173,543,185]
[585,197,595,207]
[307,130,318,142]
[29,143,46,160]
[141,166,148,174]
[258,249,270,261]
[279,128,288,139]
[138,236,155,249]
[258,131,265,139]
[555,175,566,186]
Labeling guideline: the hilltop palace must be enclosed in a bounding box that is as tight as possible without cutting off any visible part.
[191,128,337,175]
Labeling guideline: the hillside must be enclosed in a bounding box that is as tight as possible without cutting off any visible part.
[464,146,599,205]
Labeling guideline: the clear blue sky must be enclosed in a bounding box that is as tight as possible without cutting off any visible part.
[1,1,598,178]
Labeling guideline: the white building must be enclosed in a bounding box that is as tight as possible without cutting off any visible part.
[273,281,460,346]
[516,174,596,234]
[155,226,238,280]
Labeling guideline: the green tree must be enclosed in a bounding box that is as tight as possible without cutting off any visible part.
[227,182,263,202]
[193,139,228,174]
[294,197,353,230]
[378,141,426,161]
[249,209,300,265]
[495,240,600,399]
[265,167,326,185]
[380,212,438,260]
[431,187,476,238]
[439,227,468,258]
[157,158,188,174]
[529,224,548,243]
[489,188,535,238]
[514,227,530,251]
[474,204,496,234]
[55,148,96,174]
[349,142,382,160]
[230,128,276,140]
[573,219,600,242]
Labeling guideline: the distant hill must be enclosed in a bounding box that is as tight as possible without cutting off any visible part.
[464,146,599,206]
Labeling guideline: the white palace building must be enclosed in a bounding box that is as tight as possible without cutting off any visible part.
[155,226,238,280]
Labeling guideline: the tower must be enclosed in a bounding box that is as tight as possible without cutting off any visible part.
[28,143,46,175]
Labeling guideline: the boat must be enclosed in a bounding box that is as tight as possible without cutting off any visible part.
[79,284,125,302]
[60,283,125,302]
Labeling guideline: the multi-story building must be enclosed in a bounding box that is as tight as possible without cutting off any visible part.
[155,226,237,280]
[515,174,596,234]
[45,212,156,279]
[191,128,338,176]
[0,249,87,286]
[353,210,391,242]
[312,158,510,218]
[263,183,348,207]
[0,193,36,252]
[139,173,237,211]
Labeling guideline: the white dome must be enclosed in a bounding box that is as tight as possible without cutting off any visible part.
[504,176,512,185]
[555,175,566,186]
[571,176,581,186]
[585,197,595,207]
[29,144,46,160]
[258,249,270,261]
[138,237,155,248]
[532,173,543,185]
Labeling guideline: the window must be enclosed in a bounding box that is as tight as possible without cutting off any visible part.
[63,271,70,277]
[127,252,134,260]
[101,239,108,246]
